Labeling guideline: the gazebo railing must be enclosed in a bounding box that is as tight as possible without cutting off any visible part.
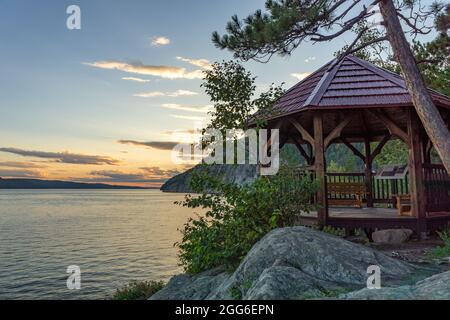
[292,168,449,211]
[372,175,409,204]
[423,164,450,212]
[326,172,409,206]
[326,172,364,203]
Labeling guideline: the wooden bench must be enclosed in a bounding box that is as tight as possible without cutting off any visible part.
[395,194,413,216]
[327,182,366,208]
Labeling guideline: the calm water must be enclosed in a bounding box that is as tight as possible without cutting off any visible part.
[0,189,202,300]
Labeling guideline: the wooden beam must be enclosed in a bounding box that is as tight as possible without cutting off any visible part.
[264,119,284,150]
[293,138,312,165]
[369,134,391,162]
[324,117,351,148]
[313,112,328,227]
[406,109,427,237]
[364,138,374,207]
[424,138,432,164]
[340,137,365,161]
[368,109,409,145]
[288,118,315,149]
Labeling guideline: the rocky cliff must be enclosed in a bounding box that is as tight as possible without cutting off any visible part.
[160,164,258,193]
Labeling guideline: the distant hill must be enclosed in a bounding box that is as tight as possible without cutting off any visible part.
[0,177,147,189]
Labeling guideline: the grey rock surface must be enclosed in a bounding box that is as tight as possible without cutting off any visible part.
[372,229,414,244]
[151,227,421,300]
[149,268,229,300]
[342,271,450,300]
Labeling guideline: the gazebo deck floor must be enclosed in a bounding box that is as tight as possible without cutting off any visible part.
[301,207,450,219]
[298,207,450,232]
[301,207,407,219]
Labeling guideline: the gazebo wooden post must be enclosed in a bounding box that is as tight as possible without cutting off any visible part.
[313,112,328,227]
[364,138,374,207]
[407,109,427,237]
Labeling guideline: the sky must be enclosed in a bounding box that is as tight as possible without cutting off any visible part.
[0,0,439,187]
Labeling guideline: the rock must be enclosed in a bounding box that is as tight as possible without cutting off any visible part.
[149,268,229,300]
[341,285,415,300]
[243,266,345,300]
[151,226,419,300]
[413,270,450,299]
[372,229,414,244]
[160,164,258,193]
[342,271,450,300]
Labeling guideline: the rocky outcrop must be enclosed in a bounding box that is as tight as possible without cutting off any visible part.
[160,164,258,193]
[372,229,414,244]
[150,227,430,300]
[342,271,450,300]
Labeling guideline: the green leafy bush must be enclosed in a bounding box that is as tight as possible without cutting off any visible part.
[176,166,319,274]
[112,280,165,300]
[432,229,450,259]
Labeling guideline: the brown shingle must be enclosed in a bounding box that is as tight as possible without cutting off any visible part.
[268,54,450,119]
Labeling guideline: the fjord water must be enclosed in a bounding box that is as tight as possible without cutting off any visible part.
[0,189,201,300]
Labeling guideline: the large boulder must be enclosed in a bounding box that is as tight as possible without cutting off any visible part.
[148,268,229,300]
[151,227,420,300]
[342,271,450,300]
[372,229,414,244]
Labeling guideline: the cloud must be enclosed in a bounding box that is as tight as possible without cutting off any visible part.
[171,114,205,121]
[304,56,316,63]
[84,166,180,183]
[162,129,196,136]
[122,77,151,83]
[176,56,212,69]
[291,72,311,81]
[140,166,180,177]
[84,61,204,79]
[0,169,43,178]
[0,161,47,169]
[168,90,198,97]
[151,36,171,46]
[134,91,165,98]
[90,170,153,182]
[134,90,198,98]
[0,147,119,165]
[117,140,179,151]
[161,104,210,113]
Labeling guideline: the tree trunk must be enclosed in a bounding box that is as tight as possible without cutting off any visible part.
[379,0,450,173]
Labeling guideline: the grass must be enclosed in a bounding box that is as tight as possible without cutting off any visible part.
[112,280,165,300]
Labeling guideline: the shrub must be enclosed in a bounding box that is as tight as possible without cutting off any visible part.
[112,280,165,300]
[176,166,319,274]
[431,229,450,259]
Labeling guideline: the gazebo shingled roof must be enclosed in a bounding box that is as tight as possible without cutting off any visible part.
[269,54,450,119]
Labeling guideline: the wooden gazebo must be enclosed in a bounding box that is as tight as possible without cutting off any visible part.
[261,54,450,237]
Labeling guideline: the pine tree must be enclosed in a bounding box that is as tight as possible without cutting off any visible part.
[213,0,450,173]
